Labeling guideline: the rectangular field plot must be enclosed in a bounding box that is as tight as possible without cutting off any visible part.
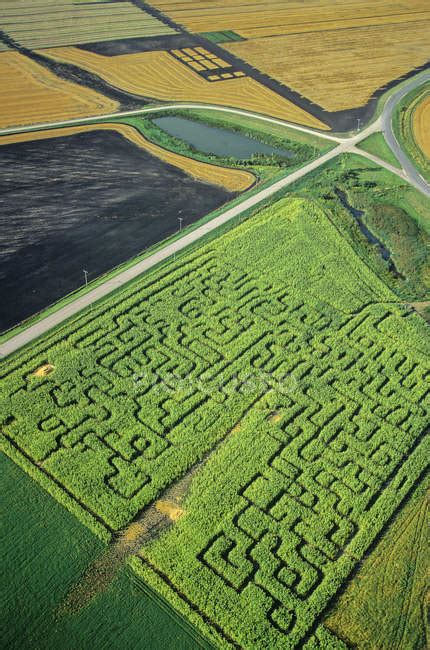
[169,46,246,82]
[200,31,245,44]
[1,0,176,49]
[1,196,429,647]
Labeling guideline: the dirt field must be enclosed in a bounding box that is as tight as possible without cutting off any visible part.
[151,0,430,111]
[413,93,430,159]
[0,123,254,192]
[0,51,118,128]
[0,129,236,330]
[39,47,329,129]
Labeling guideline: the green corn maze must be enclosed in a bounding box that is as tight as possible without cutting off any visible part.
[1,197,428,648]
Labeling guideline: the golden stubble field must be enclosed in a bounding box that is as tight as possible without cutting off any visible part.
[0,123,255,192]
[413,93,430,159]
[1,0,175,49]
[39,47,329,129]
[0,51,118,129]
[151,0,430,111]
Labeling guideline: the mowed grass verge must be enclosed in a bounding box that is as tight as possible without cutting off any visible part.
[357,132,401,169]
[393,82,430,182]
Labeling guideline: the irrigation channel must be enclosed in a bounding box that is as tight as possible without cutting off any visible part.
[336,190,404,279]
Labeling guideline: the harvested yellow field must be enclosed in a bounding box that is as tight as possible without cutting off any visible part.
[151,0,430,111]
[152,0,429,38]
[0,123,255,192]
[39,47,329,129]
[2,0,175,49]
[0,51,118,129]
[413,94,430,159]
[224,21,430,111]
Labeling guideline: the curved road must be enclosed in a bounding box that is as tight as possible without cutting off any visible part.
[0,72,429,358]
[0,104,343,143]
[381,70,430,196]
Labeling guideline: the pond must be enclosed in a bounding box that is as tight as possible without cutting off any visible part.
[153,116,294,160]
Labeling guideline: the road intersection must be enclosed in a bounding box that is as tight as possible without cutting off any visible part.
[0,71,428,358]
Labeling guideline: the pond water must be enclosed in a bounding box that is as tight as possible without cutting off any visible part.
[336,189,404,279]
[153,116,294,160]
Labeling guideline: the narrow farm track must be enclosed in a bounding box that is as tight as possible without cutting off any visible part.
[0,71,429,358]
[0,102,341,141]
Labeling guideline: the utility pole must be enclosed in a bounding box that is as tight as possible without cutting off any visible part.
[83,269,88,288]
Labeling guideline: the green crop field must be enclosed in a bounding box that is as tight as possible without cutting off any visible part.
[200,31,245,44]
[325,472,429,649]
[1,453,205,650]
[1,192,428,648]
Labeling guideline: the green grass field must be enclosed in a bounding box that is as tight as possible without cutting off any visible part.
[325,473,429,649]
[0,452,208,650]
[200,31,244,44]
[1,188,428,647]
[357,132,401,169]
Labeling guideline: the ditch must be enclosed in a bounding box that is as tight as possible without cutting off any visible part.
[336,189,404,279]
